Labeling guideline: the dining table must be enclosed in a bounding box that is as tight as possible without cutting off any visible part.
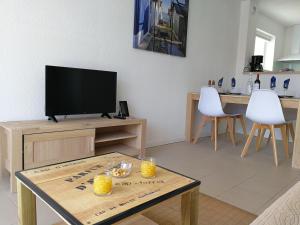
[185,92,300,169]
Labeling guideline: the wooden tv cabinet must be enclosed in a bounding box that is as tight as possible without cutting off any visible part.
[0,117,146,192]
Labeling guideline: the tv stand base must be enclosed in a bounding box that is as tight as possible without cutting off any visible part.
[101,113,112,119]
[48,116,58,123]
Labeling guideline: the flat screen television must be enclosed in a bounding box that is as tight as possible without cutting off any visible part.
[45,65,117,122]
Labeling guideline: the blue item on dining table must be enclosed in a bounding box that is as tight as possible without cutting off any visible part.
[270,76,276,89]
[231,78,236,88]
[283,79,290,89]
[218,77,224,87]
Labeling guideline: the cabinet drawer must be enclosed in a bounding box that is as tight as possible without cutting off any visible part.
[24,129,95,169]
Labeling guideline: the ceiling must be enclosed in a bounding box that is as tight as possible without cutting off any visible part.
[256,0,300,27]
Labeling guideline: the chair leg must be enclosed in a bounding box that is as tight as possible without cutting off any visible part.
[225,121,231,141]
[288,123,295,142]
[241,123,257,158]
[286,125,290,144]
[211,119,215,143]
[280,125,289,159]
[256,128,266,152]
[266,131,271,145]
[256,128,262,150]
[270,125,279,167]
[227,117,236,146]
[225,122,229,137]
[214,117,218,151]
[226,118,237,141]
[239,116,247,138]
[193,116,208,144]
[233,118,236,141]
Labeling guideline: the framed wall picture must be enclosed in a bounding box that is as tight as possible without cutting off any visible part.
[133,0,189,57]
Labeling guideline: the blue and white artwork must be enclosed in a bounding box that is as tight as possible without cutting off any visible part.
[133,0,189,57]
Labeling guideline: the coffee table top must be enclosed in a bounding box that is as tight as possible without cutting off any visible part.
[15,153,200,225]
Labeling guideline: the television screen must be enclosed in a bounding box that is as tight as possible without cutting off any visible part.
[45,65,117,117]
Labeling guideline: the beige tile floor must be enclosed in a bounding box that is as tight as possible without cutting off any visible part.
[1,135,299,224]
[148,135,300,215]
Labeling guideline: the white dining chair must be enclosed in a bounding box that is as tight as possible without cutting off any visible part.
[241,89,293,166]
[193,87,247,151]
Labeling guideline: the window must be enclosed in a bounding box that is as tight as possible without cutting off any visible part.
[254,29,276,71]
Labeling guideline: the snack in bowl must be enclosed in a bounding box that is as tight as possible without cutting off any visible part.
[112,168,127,177]
[109,161,132,178]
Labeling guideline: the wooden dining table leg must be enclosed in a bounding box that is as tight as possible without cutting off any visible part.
[181,188,199,225]
[292,103,300,168]
[186,93,196,143]
[225,119,230,140]
[232,118,236,141]
[239,116,247,138]
[281,125,289,159]
[17,180,36,225]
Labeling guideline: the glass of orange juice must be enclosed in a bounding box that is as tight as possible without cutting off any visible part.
[141,157,156,178]
[93,173,112,196]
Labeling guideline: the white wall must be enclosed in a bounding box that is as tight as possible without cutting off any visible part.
[0,0,241,147]
[234,0,298,140]
[243,6,285,70]
[235,0,300,97]
[235,0,251,76]
[265,15,285,60]
[249,13,285,61]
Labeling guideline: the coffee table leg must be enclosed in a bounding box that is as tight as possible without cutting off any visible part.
[17,180,37,225]
[181,188,199,225]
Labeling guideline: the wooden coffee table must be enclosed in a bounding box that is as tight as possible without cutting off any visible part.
[15,153,200,225]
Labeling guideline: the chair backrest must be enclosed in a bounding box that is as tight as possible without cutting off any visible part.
[198,87,225,116]
[246,89,285,125]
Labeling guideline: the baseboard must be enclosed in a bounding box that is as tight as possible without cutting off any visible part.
[145,132,215,149]
[146,137,185,148]
[146,125,294,150]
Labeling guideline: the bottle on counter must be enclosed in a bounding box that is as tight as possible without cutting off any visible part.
[208,80,212,87]
[246,73,253,95]
[254,74,261,90]
[211,80,216,88]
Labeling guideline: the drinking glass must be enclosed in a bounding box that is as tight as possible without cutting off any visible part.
[141,157,156,179]
[93,173,112,196]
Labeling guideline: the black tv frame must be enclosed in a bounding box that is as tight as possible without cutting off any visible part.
[45,65,117,122]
